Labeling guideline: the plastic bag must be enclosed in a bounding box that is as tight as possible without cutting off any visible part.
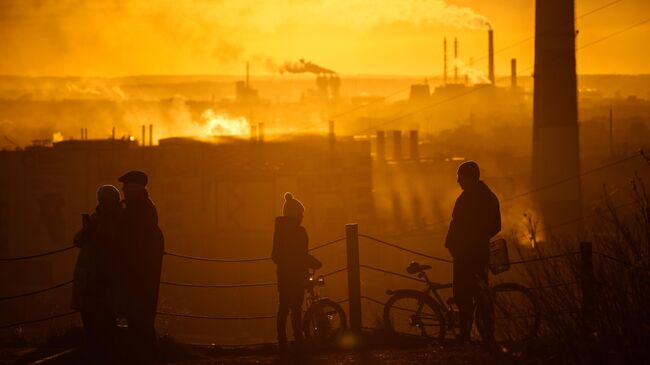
[489,238,510,274]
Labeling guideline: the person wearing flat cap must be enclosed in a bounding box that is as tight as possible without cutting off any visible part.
[445,161,501,342]
[117,170,164,362]
[271,192,321,353]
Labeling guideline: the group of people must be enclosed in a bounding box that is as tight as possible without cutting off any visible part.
[72,170,164,363]
[73,160,499,360]
[271,160,501,347]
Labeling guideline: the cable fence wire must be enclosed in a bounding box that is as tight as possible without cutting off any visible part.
[164,251,270,263]
[157,311,276,320]
[361,296,386,307]
[309,237,345,252]
[0,246,76,262]
[0,280,73,301]
[360,264,425,283]
[0,311,79,329]
[161,281,276,288]
[163,237,345,263]
[531,281,578,290]
[160,267,346,289]
[359,234,453,264]
[592,251,630,266]
[509,252,578,265]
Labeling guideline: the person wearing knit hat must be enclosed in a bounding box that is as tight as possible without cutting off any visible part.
[72,184,123,361]
[282,192,305,219]
[272,192,319,353]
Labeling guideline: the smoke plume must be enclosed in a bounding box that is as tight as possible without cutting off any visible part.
[280,59,337,75]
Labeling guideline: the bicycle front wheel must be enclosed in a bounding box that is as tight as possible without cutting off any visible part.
[475,282,541,343]
[303,298,347,344]
[383,290,446,340]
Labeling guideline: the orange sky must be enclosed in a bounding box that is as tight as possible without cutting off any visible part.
[0,0,648,77]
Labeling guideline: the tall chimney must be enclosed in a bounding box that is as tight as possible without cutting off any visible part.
[258,122,265,142]
[141,125,145,146]
[392,130,402,160]
[376,131,386,161]
[488,29,495,84]
[149,124,153,146]
[443,37,448,85]
[250,125,257,141]
[510,58,517,90]
[532,0,581,228]
[409,130,419,160]
[246,62,250,88]
[454,37,458,83]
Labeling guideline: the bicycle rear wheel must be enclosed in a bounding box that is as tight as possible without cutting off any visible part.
[383,290,446,340]
[303,298,347,344]
[475,282,541,343]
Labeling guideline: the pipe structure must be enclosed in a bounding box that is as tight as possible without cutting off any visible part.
[376,131,386,161]
[409,130,419,161]
[511,58,517,90]
[443,37,448,85]
[454,37,458,83]
[488,29,495,84]
[392,130,402,160]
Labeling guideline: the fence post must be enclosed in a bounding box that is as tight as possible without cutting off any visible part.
[580,241,595,332]
[346,223,362,337]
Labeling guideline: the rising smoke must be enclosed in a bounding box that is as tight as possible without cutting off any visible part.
[280,59,337,75]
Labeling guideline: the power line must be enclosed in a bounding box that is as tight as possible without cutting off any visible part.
[351,15,650,134]
[300,0,626,133]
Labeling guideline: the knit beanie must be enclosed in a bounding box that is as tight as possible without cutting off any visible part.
[97,184,121,203]
[282,192,305,217]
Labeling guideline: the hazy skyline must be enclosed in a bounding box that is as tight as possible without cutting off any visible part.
[0,0,648,77]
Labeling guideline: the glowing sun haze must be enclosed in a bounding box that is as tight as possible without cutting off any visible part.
[0,0,648,77]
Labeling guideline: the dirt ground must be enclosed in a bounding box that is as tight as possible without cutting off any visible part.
[2,344,519,365]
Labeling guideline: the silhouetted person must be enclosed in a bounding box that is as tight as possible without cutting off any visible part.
[118,170,164,363]
[72,185,122,362]
[271,192,320,353]
[445,161,500,342]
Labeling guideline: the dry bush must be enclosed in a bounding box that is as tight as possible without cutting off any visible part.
[509,173,650,364]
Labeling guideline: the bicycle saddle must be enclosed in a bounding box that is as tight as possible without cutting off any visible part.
[406,261,432,274]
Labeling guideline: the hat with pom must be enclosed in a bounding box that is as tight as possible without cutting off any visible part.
[97,184,121,202]
[282,192,305,217]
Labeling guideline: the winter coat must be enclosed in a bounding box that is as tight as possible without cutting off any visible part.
[445,180,501,262]
[71,203,122,311]
[271,216,318,287]
[119,192,164,313]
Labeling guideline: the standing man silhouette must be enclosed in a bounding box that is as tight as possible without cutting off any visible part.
[445,161,501,342]
[118,170,164,362]
[271,192,319,353]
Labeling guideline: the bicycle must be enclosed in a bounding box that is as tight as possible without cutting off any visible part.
[383,261,541,343]
[302,269,347,344]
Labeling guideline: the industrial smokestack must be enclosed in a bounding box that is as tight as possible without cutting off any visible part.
[532,0,581,228]
[409,130,419,160]
[488,29,495,84]
[454,37,458,83]
[376,131,386,161]
[250,125,257,141]
[443,37,448,85]
[392,130,402,160]
[259,123,265,142]
[149,124,153,146]
[246,62,250,88]
[510,58,517,90]
[141,125,145,146]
